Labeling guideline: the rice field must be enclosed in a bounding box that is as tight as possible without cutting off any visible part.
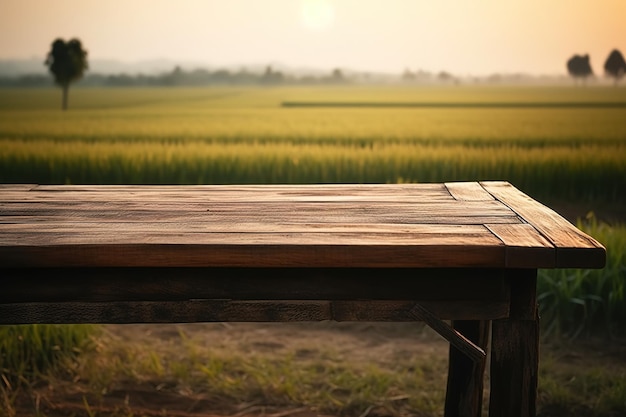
[1,84,625,416]
[1,85,625,204]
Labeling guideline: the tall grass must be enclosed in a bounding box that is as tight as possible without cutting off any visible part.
[0,325,97,384]
[1,139,624,203]
[1,86,625,204]
[539,216,626,339]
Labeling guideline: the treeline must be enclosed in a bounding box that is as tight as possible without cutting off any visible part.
[0,65,349,87]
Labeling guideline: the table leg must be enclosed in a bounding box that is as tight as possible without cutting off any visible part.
[488,270,539,417]
[444,320,490,417]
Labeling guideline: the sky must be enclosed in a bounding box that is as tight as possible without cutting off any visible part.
[1,0,625,76]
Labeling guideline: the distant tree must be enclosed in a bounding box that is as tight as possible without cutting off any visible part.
[604,49,626,85]
[331,68,344,83]
[261,66,284,84]
[162,65,185,86]
[566,54,593,84]
[44,38,88,110]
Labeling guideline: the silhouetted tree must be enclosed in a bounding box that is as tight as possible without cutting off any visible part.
[566,54,593,84]
[604,49,626,85]
[45,38,88,110]
[261,66,284,84]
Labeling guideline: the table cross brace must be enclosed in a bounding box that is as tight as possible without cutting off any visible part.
[409,304,486,363]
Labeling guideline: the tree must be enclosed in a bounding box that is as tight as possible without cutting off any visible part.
[45,38,88,110]
[261,66,284,84]
[604,49,626,85]
[566,54,593,84]
[330,68,344,83]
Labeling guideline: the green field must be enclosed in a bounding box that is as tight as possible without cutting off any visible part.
[1,85,625,205]
[1,85,626,416]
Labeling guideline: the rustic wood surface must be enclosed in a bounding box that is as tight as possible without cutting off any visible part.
[0,181,598,417]
[0,267,511,302]
[0,182,605,269]
[489,269,539,417]
[444,320,490,417]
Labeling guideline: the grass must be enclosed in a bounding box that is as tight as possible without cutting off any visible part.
[0,325,98,383]
[1,86,625,203]
[539,216,626,339]
[2,323,624,417]
[539,339,626,416]
[0,324,98,416]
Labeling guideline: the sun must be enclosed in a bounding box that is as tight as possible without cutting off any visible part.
[300,0,335,31]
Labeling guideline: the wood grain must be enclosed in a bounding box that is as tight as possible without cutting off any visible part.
[444,320,490,417]
[1,182,602,417]
[445,182,494,201]
[486,223,555,268]
[0,299,509,324]
[490,313,539,417]
[0,182,604,269]
[408,304,486,363]
[481,181,606,268]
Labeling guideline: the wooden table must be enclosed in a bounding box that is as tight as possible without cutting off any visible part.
[0,181,605,417]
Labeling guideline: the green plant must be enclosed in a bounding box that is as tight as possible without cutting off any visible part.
[538,216,626,338]
[0,324,98,384]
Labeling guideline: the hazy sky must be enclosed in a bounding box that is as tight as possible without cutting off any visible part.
[1,0,624,75]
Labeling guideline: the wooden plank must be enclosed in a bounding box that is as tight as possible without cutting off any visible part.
[0,299,510,324]
[332,300,508,321]
[1,184,452,203]
[486,223,555,268]
[408,304,486,363]
[17,183,448,193]
[508,269,538,321]
[490,314,539,417]
[0,184,37,191]
[0,267,511,303]
[445,182,495,201]
[0,242,507,268]
[481,181,606,268]
[0,183,601,269]
[0,226,505,244]
[0,200,515,216]
[444,320,490,417]
[0,222,495,235]
[0,213,521,226]
[0,192,456,204]
[489,269,539,417]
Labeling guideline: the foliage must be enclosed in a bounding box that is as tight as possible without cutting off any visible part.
[0,324,97,383]
[44,38,88,110]
[45,39,88,87]
[567,54,593,80]
[539,216,626,339]
[604,49,626,85]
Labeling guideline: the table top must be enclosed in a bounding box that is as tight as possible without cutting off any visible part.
[0,181,605,269]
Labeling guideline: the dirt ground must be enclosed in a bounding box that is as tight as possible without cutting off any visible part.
[12,321,626,417]
[17,322,450,417]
